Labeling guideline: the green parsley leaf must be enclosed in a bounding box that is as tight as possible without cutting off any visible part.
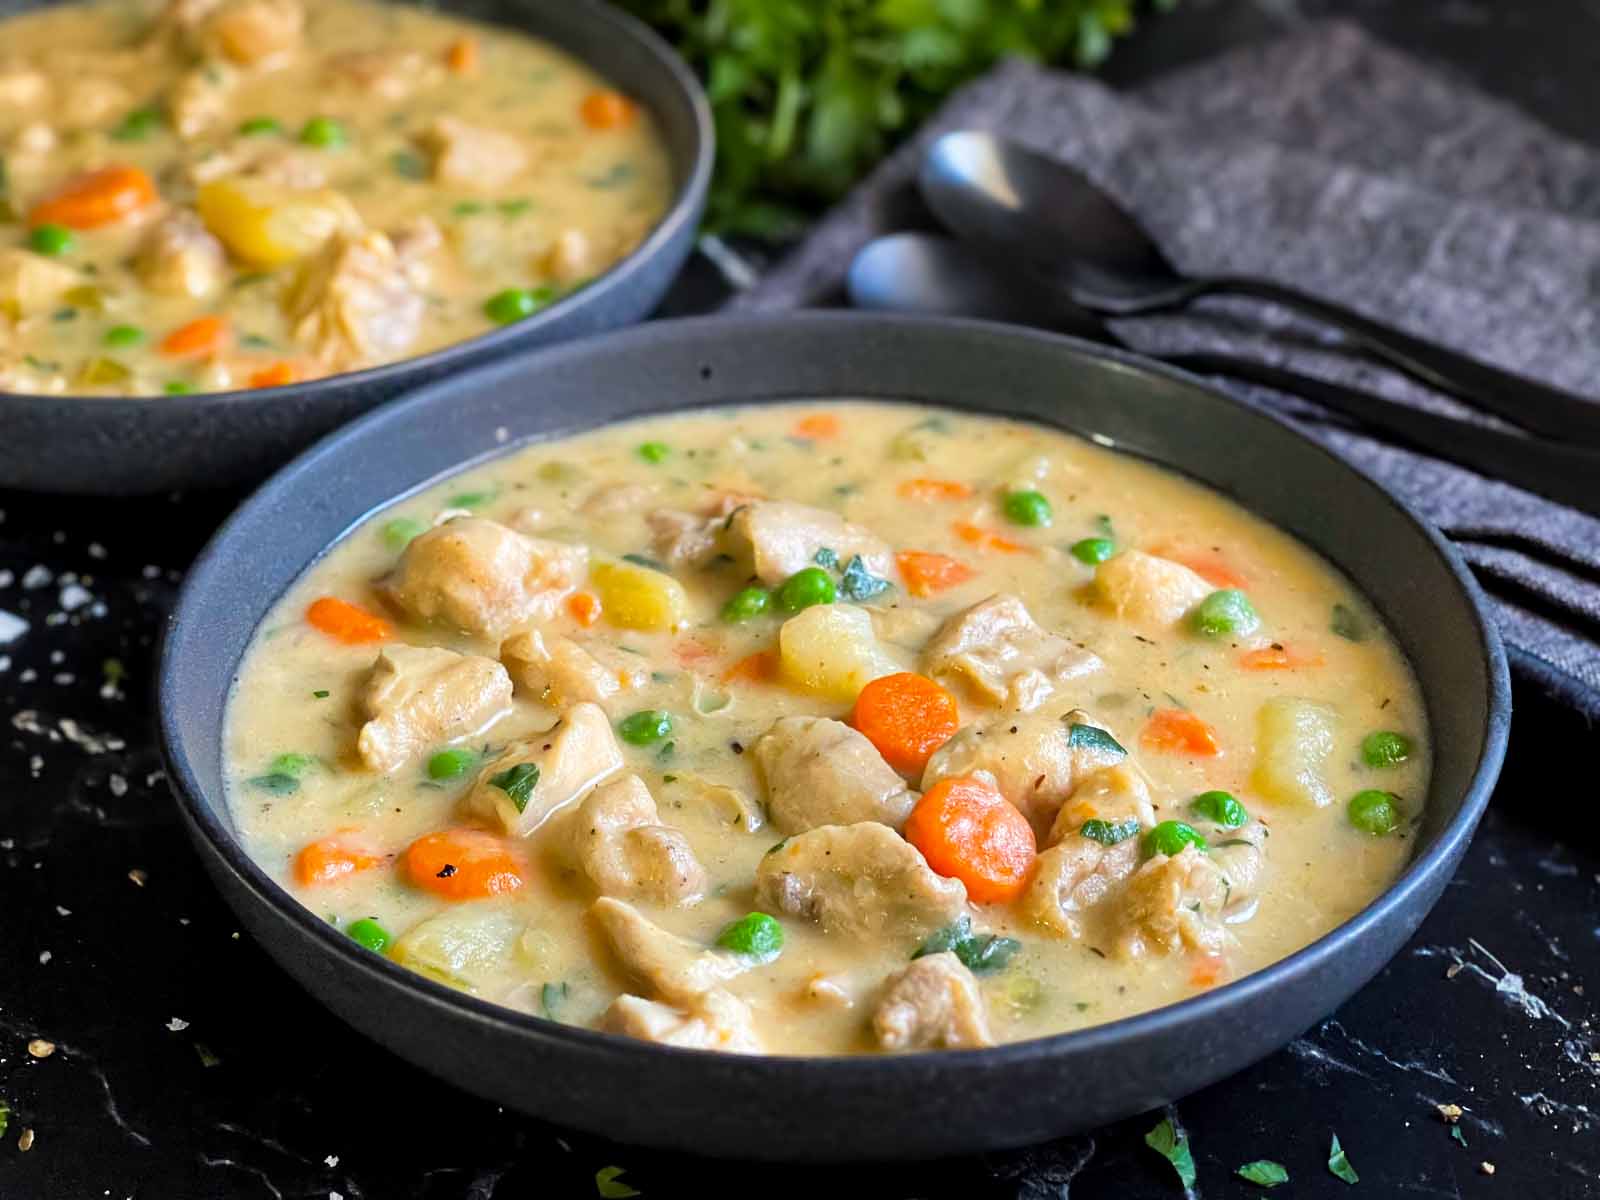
[1331,602,1365,642]
[1066,722,1126,756]
[1080,818,1140,846]
[813,546,839,568]
[1450,1125,1468,1149]
[595,1165,640,1198]
[541,980,568,1021]
[1237,1160,1289,1187]
[1144,1116,1197,1189]
[838,554,891,600]
[911,917,1020,974]
[1328,1133,1359,1184]
[0,1098,9,1137]
[489,762,540,813]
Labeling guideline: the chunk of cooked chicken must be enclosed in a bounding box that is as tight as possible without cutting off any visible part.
[1044,762,1157,846]
[541,229,593,285]
[355,645,512,774]
[1092,550,1213,627]
[0,250,80,320]
[752,716,917,834]
[326,48,441,100]
[1208,820,1269,920]
[418,117,528,188]
[922,708,1128,838]
[169,63,238,140]
[872,952,994,1051]
[136,210,226,298]
[590,896,744,1004]
[500,628,646,712]
[460,701,624,837]
[571,776,707,905]
[383,518,587,640]
[599,990,762,1053]
[755,822,966,939]
[1019,766,1155,937]
[1115,845,1231,959]
[646,492,750,568]
[388,215,442,286]
[580,482,658,519]
[725,500,894,586]
[202,0,303,66]
[61,78,130,128]
[0,64,48,109]
[922,593,1101,709]
[284,229,424,371]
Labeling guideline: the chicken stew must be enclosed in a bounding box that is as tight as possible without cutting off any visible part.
[0,0,670,396]
[226,402,1429,1055]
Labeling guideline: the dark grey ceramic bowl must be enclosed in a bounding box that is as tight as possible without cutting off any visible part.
[0,0,711,496]
[159,314,1510,1162]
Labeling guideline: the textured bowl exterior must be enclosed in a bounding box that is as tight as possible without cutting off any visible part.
[160,314,1511,1161]
[0,0,712,495]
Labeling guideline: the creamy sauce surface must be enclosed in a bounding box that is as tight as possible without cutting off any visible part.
[227,402,1429,1054]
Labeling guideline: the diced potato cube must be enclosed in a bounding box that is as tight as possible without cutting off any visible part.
[1251,696,1337,807]
[1092,550,1213,627]
[590,559,689,632]
[778,604,899,702]
[390,903,522,993]
[196,177,359,267]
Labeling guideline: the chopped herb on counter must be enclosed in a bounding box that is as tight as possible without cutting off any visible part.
[1328,1133,1359,1184]
[1144,1116,1197,1189]
[1237,1159,1289,1187]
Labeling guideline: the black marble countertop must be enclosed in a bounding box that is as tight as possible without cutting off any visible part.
[4,2,1600,1196]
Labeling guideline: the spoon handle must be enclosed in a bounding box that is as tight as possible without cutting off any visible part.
[1167,351,1600,520]
[1197,276,1600,446]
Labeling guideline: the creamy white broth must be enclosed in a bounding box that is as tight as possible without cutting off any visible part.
[0,0,671,395]
[226,402,1428,1054]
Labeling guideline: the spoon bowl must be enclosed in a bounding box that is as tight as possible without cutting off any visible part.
[920,130,1194,309]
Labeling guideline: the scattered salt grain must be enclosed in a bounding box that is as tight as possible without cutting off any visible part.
[0,610,27,645]
[108,775,127,798]
[325,1155,339,1168]
[21,566,51,589]
[55,906,70,917]
[87,543,106,559]
[58,584,91,612]
[38,951,51,964]
[0,569,11,587]
[166,1018,189,1032]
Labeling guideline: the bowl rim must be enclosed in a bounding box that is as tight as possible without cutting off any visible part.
[159,311,1512,1080]
[0,0,714,410]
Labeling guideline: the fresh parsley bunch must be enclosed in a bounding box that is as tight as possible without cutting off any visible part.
[619,0,1175,235]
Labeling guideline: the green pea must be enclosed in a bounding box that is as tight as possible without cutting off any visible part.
[346,918,392,953]
[111,106,163,141]
[1348,789,1401,835]
[1143,820,1207,858]
[1070,537,1115,565]
[715,912,784,962]
[1190,589,1260,638]
[776,566,836,613]
[29,224,74,257]
[1361,731,1413,769]
[239,116,285,137]
[427,748,477,780]
[721,586,771,623]
[1003,489,1052,527]
[383,517,427,551]
[636,440,670,464]
[103,324,144,348]
[1191,790,1248,829]
[483,286,552,324]
[163,379,195,395]
[618,709,673,746]
[298,116,348,148]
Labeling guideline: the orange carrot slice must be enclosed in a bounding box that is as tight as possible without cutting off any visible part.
[905,774,1036,904]
[722,649,778,685]
[445,35,478,74]
[851,672,960,775]
[580,89,637,130]
[403,828,525,900]
[29,164,158,229]
[1141,708,1221,757]
[305,596,392,644]
[897,478,973,502]
[952,520,1031,555]
[160,315,230,360]
[248,360,300,389]
[295,837,384,887]
[896,550,975,597]
[1239,645,1326,670]
[793,413,841,440]
[567,591,601,627]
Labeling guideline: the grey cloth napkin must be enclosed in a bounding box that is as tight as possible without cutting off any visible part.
[728,22,1600,716]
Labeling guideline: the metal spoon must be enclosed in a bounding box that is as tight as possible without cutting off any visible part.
[847,233,1600,519]
[919,130,1600,446]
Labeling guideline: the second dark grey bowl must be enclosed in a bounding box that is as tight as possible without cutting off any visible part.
[0,0,711,495]
[160,314,1510,1161]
